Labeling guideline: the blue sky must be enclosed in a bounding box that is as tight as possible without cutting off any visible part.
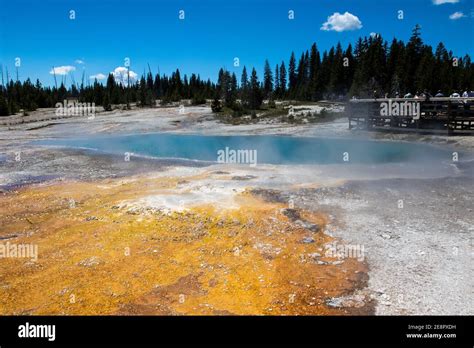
[1,0,473,86]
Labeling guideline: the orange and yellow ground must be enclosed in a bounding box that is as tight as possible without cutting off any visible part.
[0,174,372,315]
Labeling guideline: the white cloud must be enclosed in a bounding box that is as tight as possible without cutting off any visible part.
[49,66,76,76]
[321,12,362,32]
[449,11,466,19]
[112,66,138,86]
[433,0,459,4]
[75,59,85,65]
[370,32,379,38]
[89,73,106,80]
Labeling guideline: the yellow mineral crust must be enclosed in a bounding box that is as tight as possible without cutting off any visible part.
[0,174,372,315]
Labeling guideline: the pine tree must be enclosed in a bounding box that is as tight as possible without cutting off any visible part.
[263,59,273,98]
[328,43,344,97]
[414,46,435,93]
[249,68,263,109]
[153,73,161,97]
[8,97,17,115]
[387,39,404,93]
[288,52,297,98]
[146,72,154,90]
[138,76,147,107]
[343,44,355,95]
[295,52,309,100]
[240,66,249,104]
[434,42,451,93]
[224,72,237,107]
[274,64,280,98]
[405,24,424,93]
[460,55,473,91]
[106,73,115,93]
[309,43,321,101]
[279,61,287,98]
[102,93,111,111]
[211,95,222,112]
[217,68,226,99]
[0,95,9,116]
[174,69,183,99]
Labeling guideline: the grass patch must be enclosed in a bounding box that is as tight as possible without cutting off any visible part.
[213,102,346,125]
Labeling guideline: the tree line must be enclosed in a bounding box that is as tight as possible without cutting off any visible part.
[1,25,473,116]
[0,70,216,115]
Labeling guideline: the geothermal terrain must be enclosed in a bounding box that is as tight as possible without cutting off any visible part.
[0,104,472,315]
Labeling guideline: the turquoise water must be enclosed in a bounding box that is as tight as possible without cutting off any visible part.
[35,133,451,165]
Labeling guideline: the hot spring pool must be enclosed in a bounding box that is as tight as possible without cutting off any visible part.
[34,133,453,165]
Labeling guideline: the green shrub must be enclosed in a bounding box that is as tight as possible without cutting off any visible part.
[211,97,222,112]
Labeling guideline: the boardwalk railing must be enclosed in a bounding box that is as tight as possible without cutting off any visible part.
[348,97,474,135]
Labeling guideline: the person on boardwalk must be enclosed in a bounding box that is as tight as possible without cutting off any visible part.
[422,90,432,101]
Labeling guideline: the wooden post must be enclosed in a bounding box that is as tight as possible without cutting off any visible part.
[417,101,422,131]
[447,101,453,136]
[367,102,374,130]
[348,107,352,130]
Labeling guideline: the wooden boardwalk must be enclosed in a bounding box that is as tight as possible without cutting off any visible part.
[348,97,474,135]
